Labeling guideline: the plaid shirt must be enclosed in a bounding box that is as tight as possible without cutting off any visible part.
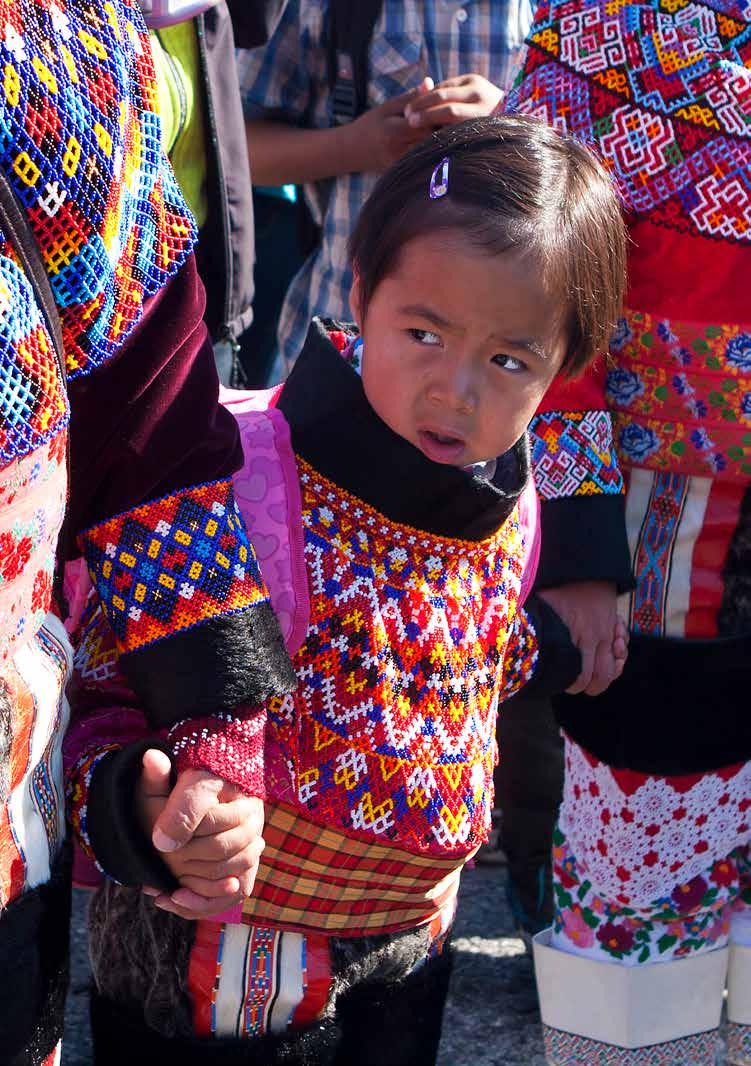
[239,0,536,372]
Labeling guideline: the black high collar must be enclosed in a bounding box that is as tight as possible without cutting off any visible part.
[276,319,530,542]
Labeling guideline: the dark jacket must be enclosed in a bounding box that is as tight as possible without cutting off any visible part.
[192,2,255,347]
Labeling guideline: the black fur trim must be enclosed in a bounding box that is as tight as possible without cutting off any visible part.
[90,991,341,1065]
[332,943,453,1066]
[0,844,71,1064]
[536,496,634,593]
[122,602,297,730]
[88,883,196,1038]
[87,742,179,893]
[556,632,751,773]
[277,318,529,541]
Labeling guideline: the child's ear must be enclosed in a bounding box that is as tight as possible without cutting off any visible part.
[349,271,364,329]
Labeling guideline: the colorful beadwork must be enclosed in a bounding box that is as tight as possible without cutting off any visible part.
[529,409,623,500]
[543,1025,720,1065]
[727,1021,751,1066]
[0,247,68,468]
[80,479,270,655]
[0,0,195,386]
[509,2,751,484]
[269,459,531,857]
[508,2,751,245]
[68,744,120,868]
[501,609,539,700]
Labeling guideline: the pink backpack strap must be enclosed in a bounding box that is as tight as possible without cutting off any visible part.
[517,479,541,608]
[221,387,310,655]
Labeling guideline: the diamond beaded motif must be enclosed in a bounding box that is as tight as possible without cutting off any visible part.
[269,461,529,857]
[0,0,195,469]
[81,480,270,655]
[508,0,751,243]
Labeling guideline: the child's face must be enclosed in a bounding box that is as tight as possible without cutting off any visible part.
[351,230,569,467]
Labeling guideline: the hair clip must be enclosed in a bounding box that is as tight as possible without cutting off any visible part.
[429,157,450,200]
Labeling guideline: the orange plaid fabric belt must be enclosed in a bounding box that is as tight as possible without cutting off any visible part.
[241,802,468,937]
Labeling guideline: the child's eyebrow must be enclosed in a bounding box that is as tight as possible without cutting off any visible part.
[496,336,548,361]
[398,304,453,330]
[399,304,548,360]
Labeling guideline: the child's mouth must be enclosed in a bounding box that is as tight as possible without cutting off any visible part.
[417,429,466,464]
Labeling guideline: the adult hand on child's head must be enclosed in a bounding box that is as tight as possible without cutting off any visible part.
[538,581,626,698]
[348,78,434,172]
[138,751,265,920]
[403,74,504,129]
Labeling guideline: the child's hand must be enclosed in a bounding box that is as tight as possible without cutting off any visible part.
[137,749,265,920]
[538,581,625,697]
[403,74,504,130]
[613,616,629,680]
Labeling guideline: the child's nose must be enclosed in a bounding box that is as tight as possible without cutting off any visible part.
[428,365,477,414]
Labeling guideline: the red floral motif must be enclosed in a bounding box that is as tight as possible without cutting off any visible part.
[671,876,708,913]
[31,569,52,615]
[596,922,635,955]
[0,534,33,582]
[710,859,736,888]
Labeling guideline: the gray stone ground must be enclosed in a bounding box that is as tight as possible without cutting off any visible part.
[62,866,730,1065]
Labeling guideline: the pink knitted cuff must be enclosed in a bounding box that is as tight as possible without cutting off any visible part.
[168,711,267,798]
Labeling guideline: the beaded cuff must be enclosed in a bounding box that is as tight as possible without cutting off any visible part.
[80,479,270,656]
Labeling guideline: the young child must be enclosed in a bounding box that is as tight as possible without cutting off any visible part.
[65,114,628,1066]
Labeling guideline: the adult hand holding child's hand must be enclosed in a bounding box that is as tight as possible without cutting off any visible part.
[538,581,628,697]
[137,748,265,921]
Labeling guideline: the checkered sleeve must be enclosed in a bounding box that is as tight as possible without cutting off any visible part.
[237,0,313,122]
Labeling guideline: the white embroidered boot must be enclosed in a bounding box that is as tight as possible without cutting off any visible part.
[533,929,727,1065]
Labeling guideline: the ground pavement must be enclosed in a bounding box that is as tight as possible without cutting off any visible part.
[62,864,729,1065]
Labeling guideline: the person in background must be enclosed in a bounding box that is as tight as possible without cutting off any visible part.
[509,2,751,1062]
[0,1,294,1062]
[238,0,529,378]
[144,0,286,384]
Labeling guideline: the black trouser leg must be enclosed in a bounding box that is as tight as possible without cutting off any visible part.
[496,692,563,934]
[333,947,454,1066]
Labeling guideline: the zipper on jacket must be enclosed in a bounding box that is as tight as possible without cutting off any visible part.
[196,14,234,342]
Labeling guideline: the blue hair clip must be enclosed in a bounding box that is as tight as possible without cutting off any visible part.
[429,157,450,200]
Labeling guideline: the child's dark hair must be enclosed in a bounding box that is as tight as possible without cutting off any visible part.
[349,115,626,377]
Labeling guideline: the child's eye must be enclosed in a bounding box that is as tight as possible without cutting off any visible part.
[408,328,442,346]
[492,353,526,373]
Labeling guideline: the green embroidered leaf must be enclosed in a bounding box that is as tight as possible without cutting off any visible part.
[657,934,678,954]
[578,881,592,901]
[638,947,651,964]
[654,386,668,401]
[670,441,686,456]
[706,356,722,370]
[709,391,725,406]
